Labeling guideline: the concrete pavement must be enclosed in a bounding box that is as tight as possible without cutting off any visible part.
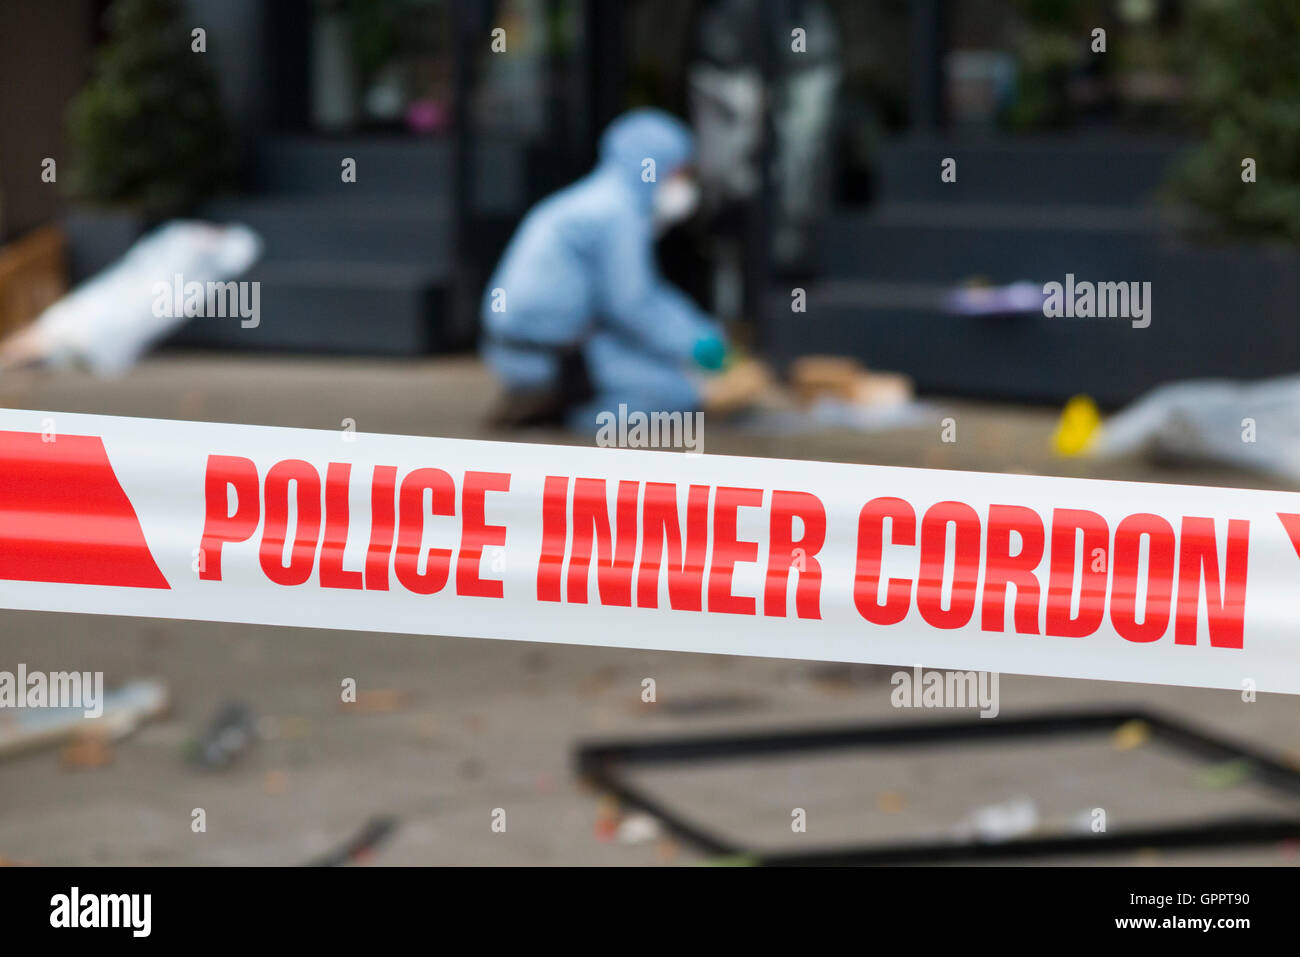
[2,352,1297,866]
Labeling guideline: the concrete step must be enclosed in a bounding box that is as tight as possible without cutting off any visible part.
[769,242,1300,405]
[250,135,450,194]
[820,202,1164,282]
[874,134,1185,206]
[201,195,450,265]
[171,260,448,355]
[250,134,525,212]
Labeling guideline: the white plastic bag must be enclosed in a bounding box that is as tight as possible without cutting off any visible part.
[1095,375,1300,482]
[17,220,261,376]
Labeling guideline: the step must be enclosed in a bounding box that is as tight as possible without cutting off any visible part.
[200,195,451,265]
[874,134,1186,206]
[251,135,450,194]
[250,134,525,212]
[819,202,1164,282]
[768,242,1300,405]
[170,261,447,355]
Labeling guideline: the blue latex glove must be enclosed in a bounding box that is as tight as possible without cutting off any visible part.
[692,334,727,371]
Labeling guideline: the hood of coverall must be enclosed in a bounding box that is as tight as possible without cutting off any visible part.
[596,108,697,214]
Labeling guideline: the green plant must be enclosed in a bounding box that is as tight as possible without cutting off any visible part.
[338,0,408,87]
[1003,0,1118,129]
[1165,0,1300,241]
[65,0,232,219]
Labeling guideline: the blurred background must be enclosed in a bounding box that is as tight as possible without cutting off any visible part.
[2,0,1300,866]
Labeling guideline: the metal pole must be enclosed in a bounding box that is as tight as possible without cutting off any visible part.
[908,0,946,131]
[449,0,487,348]
[746,0,776,354]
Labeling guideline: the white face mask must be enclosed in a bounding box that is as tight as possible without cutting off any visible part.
[652,176,700,232]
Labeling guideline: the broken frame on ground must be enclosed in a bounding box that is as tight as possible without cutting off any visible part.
[576,709,1300,865]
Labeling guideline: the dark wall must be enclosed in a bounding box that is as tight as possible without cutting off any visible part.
[0,0,97,242]
[183,0,274,141]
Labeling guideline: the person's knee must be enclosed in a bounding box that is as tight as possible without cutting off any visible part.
[483,342,560,392]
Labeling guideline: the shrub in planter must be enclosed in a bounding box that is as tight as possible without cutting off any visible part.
[1165,0,1300,242]
[65,0,233,222]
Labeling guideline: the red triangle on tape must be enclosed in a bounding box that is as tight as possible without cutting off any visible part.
[1278,512,1300,561]
[0,430,169,589]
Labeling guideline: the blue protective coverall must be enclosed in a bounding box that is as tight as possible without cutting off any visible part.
[480,109,722,428]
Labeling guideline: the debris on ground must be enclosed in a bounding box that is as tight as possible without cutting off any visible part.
[1111,719,1151,752]
[60,730,115,770]
[703,357,775,417]
[789,355,914,408]
[0,678,168,761]
[341,688,412,714]
[303,816,398,867]
[616,812,663,845]
[264,769,290,795]
[955,797,1039,842]
[1057,375,1300,483]
[593,795,621,841]
[806,661,897,693]
[189,701,256,770]
[655,838,679,863]
[876,790,907,814]
[651,691,765,717]
[740,355,932,434]
[257,714,309,741]
[1195,758,1253,790]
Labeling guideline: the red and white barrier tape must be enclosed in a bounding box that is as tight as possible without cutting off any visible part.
[2,409,1298,693]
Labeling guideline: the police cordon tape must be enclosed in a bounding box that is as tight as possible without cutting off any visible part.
[3,408,1300,694]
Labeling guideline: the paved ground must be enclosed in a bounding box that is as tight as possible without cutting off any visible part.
[2,352,1299,866]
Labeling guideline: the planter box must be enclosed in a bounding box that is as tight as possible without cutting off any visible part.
[770,238,1300,407]
[0,225,67,338]
[61,206,147,284]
